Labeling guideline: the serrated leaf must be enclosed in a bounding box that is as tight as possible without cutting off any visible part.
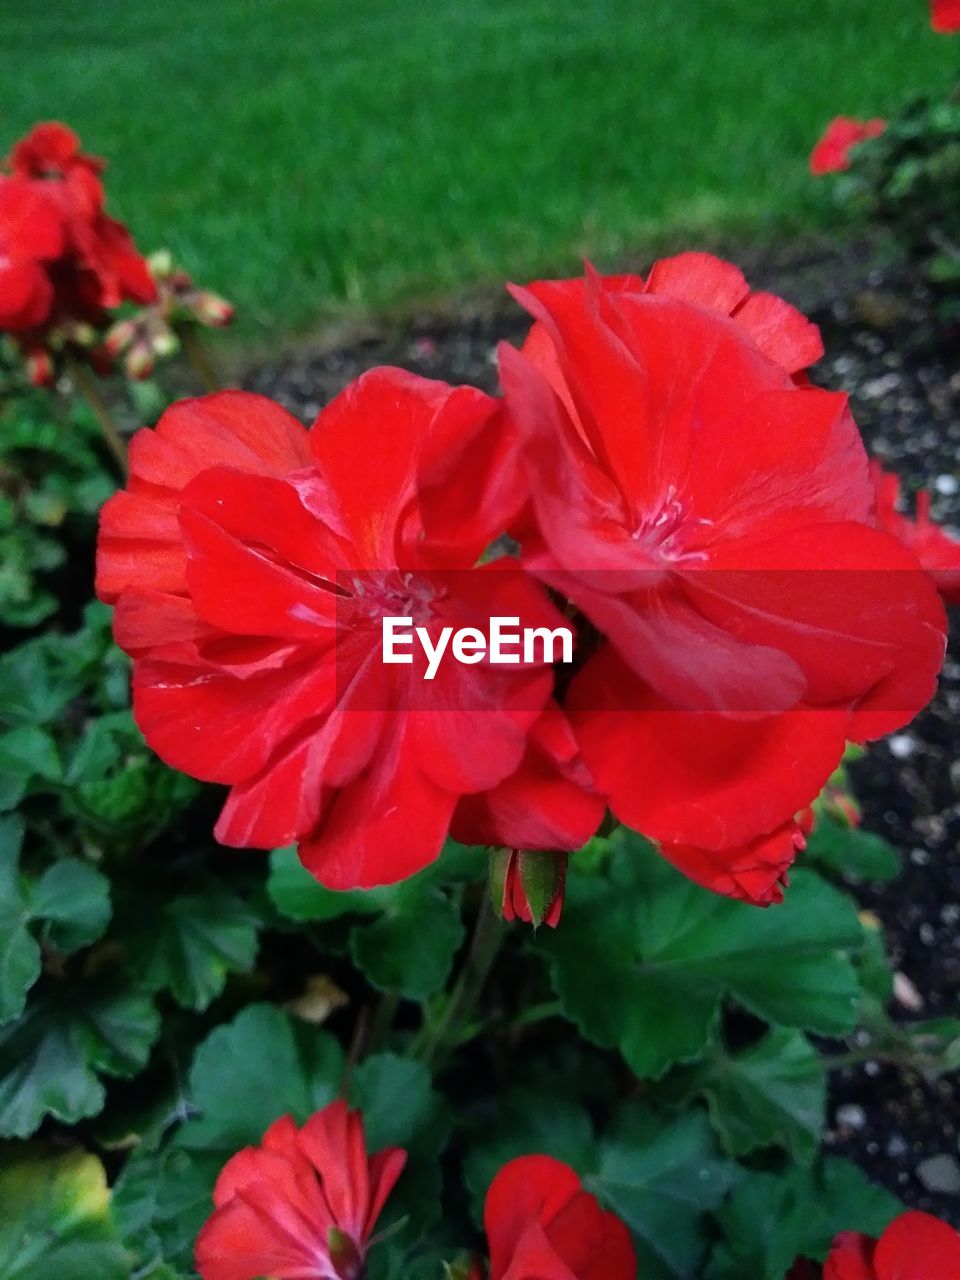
[706,1158,901,1280]
[670,1028,825,1164]
[268,846,390,920]
[462,1088,595,1219]
[123,888,259,1011]
[0,987,160,1137]
[590,1104,740,1280]
[805,817,900,882]
[0,726,61,783]
[0,1145,130,1280]
[0,819,111,1024]
[349,876,465,1000]
[543,833,863,1078]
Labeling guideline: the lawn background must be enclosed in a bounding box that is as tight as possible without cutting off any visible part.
[3,0,957,343]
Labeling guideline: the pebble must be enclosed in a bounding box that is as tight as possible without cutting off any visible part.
[917,1154,960,1194]
[935,474,960,496]
[837,1104,868,1130]
[889,734,918,759]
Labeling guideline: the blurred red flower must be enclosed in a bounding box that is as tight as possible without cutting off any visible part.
[483,1155,635,1280]
[932,0,960,31]
[194,1101,405,1280]
[872,461,960,603]
[97,375,570,889]
[0,178,64,331]
[501,267,945,903]
[823,1209,960,1280]
[810,117,886,175]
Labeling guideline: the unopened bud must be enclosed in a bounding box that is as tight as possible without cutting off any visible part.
[195,291,234,327]
[125,341,155,380]
[490,848,567,929]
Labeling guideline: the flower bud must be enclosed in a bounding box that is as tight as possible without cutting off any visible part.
[125,340,155,380]
[490,848,567,928]
[195,291,234,327]
[104,318,137,357]
[25,346,53,387]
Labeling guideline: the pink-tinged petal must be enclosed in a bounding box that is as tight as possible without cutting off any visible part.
[364,1147,408,1239]
[298,1102,369,1241]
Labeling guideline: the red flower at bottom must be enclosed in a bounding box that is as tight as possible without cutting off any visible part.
[194,1101,405,1280]
[482,1155,636,1280]
[810,117,886,174]
[824,1210,960,1280]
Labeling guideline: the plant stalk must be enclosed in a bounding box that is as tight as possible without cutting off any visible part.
[68,355,127,475]
[178,324,223,393]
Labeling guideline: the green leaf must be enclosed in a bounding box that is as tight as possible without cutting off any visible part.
[0,987,160,1137]
[0,1145,130,1280]
[0,725,61,786]
[122,888,259,1011]
[270,846,466,1000]
[590,1104,739,1280]
[350,876,465,1000]
[0,818,111,1024]
[179,1002,344,1155]
[706,1158,901,1280]
[805,817,900,882]
[350,1052,451,1230]
[544,832,863,1077]
[462,1088,595,1219]
[669,1028,825,1164]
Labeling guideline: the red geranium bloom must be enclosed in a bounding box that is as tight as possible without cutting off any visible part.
[872,461,960,604]
[823,1210,960,1280]
[7,121,105,219]
[810,117,886,175]
[932,0,960,31]
[481,1155,636,1280]
[500,268,945,902]
[194,1101,405,1280]
[97,374,572,889]
[0,177,64,331]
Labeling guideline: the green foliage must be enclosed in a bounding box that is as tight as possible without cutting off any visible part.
[0,1145,130,1280]
[837,86,960,318]
[542,831,863,1078]
[706,1158,901,1280]
[805,815,900,882]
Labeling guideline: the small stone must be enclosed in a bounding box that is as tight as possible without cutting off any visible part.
[935,474,959,496]
[889,734,917,759]
[941,904,960,926]
[836,1104,867,1130]
[917,1154,960,1194]
[919,923,936,946]
[887,1135,909,1159]
[894,971,924,1011]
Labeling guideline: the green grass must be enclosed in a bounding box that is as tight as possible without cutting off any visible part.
[1,1,956,342]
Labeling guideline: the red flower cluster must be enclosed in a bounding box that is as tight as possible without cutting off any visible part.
[810,117,887,175]
[97,254,948,906]
[194,1101,405,1280]
[932,0,960,32]
[0,122,155,383]
[822,1209,960,1280]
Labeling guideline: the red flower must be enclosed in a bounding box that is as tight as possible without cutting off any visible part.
[97,374,567,889]
[194,1101,405,1280]
[500,269,945,902]
[7,121,105,219]
[823,1210,960,1280]
[520,253,824,379]
[873,461,960,604]
[482,1155,636,1280]
[0,177,64,331]
[810,117,886,175]
[489,846,569,927]
[932,0,960,31]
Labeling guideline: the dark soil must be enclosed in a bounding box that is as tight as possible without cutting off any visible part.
[244,241,960,1220]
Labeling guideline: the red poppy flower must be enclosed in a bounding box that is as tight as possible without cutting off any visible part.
[810,117,886,175]
[482,1155,636,1280]
[872,461,960,604]
[97,374,567,889]
[0,177,64,331]
[500,270,945,901]
[194,1101,405,1280]
[823,1210,960,1280]
[932,0,960,31]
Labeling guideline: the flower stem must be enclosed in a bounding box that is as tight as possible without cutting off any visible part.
[178,324,223,393]
[416,892,504,1068]
[68,355,127,476]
